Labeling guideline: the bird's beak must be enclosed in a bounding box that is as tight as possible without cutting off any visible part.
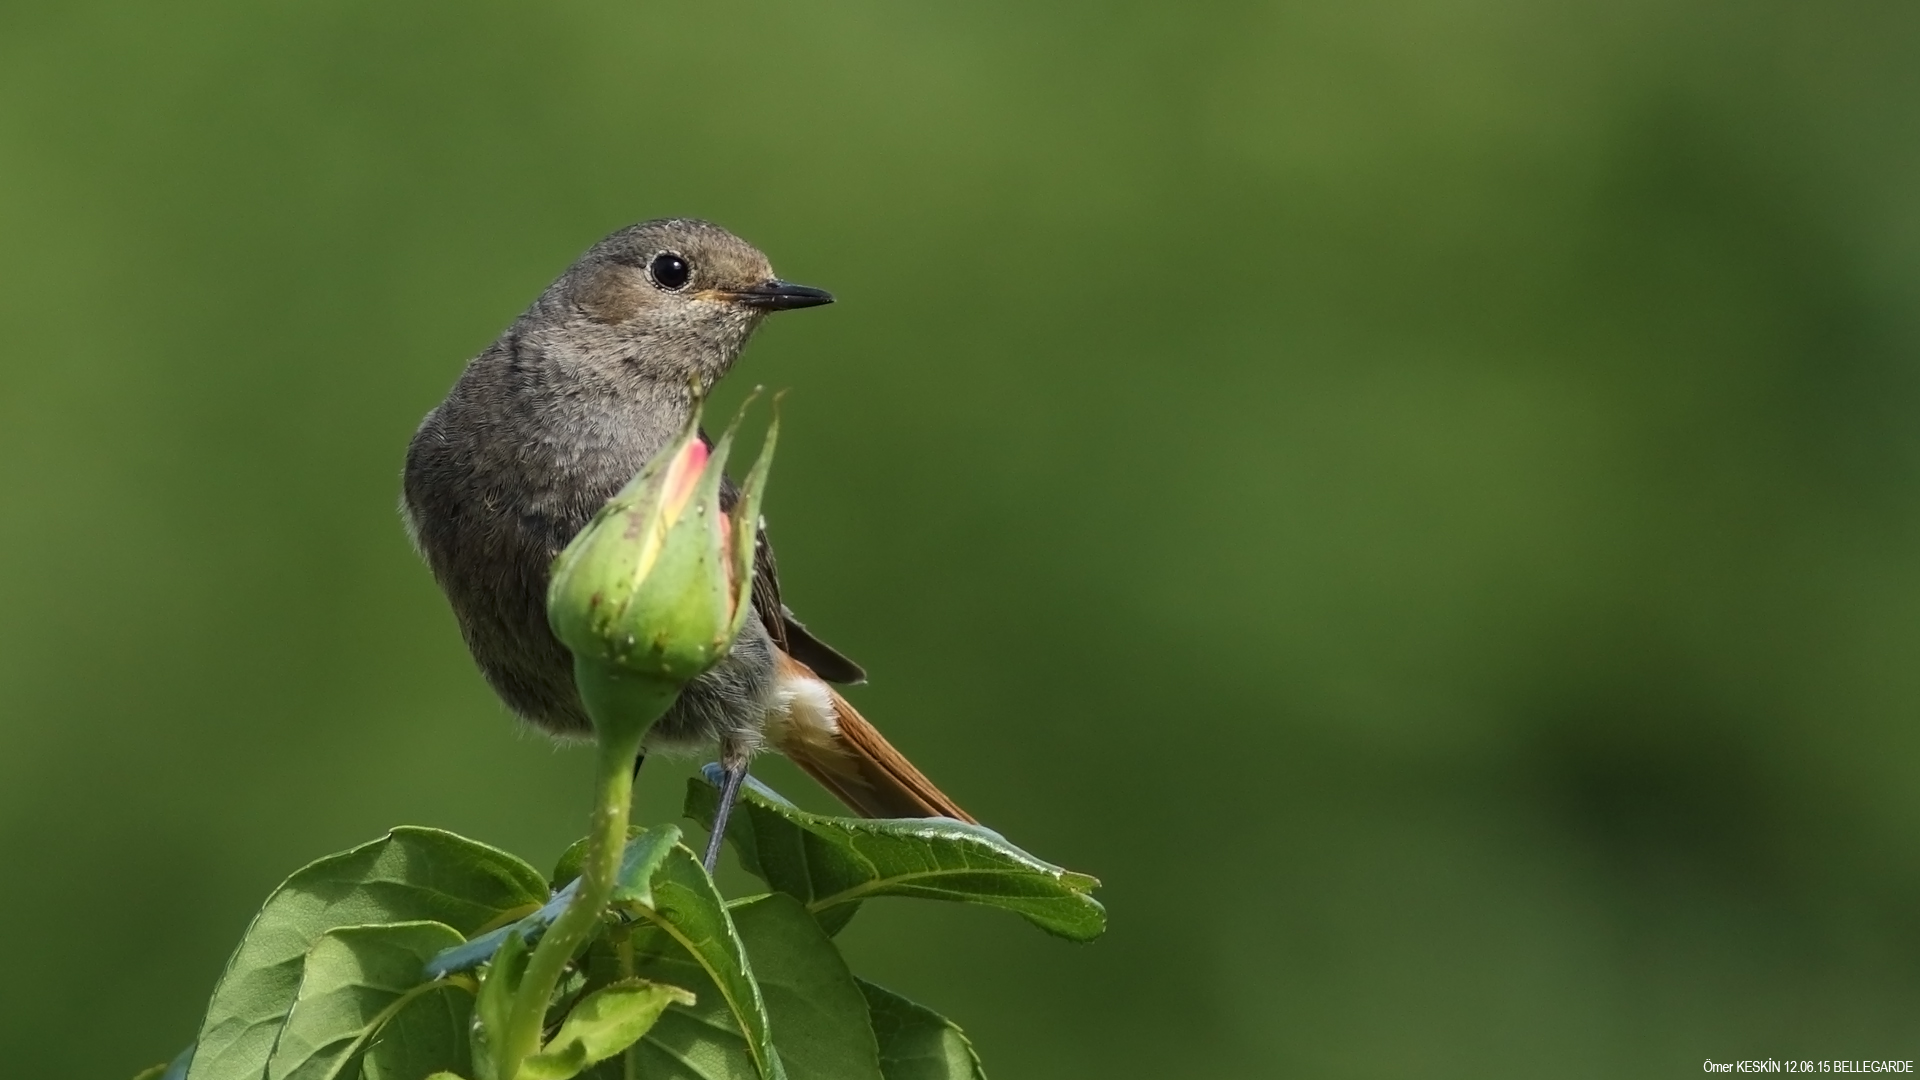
[718,280,835,311]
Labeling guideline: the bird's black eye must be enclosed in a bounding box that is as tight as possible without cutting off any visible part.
[647,252,692,291]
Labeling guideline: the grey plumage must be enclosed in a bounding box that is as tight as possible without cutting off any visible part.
[402,218,843,754]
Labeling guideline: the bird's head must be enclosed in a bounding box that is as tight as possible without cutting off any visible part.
[533,218,833,387]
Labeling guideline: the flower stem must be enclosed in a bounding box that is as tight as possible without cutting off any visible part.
[494,660,679,1080]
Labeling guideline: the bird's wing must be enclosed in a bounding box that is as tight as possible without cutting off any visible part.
[749,522,867,683]
[717,470,866,684]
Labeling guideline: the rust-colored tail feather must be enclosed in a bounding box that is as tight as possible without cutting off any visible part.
[770,652,976,823]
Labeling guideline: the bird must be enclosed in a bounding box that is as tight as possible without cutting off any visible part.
[401,218,973,871]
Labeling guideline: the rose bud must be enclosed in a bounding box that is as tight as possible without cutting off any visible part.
[547,396,775,686]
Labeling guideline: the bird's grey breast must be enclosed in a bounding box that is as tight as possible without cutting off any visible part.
[429,337,690,549]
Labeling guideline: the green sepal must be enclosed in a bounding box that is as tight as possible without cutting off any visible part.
[546,824,682,908]
[713,389,780,645]
[520,979,695,1080]
[472,928,529,1080]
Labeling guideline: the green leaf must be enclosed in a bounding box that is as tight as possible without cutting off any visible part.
[521,979,694,1080]
[188,827,549,1080]
[729,894,884,1080]
[858,982,987,1080]
[610,825,682,909]
[684,778,1105,941]
[617,843,785,1080]
[265,920,470,1080]
[609,893,886,1080]
[360,980,476,1080]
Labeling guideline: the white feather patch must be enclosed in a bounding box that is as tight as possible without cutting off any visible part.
[767,673,845,759]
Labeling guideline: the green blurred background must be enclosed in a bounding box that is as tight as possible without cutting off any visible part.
[4,1,1919,1076]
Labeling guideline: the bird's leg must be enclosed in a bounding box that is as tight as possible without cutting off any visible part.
[701,742,750,874]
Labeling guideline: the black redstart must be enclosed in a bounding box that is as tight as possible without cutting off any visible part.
[402,219,971,869]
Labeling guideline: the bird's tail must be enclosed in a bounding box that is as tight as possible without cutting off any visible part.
[766,652,976,823]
